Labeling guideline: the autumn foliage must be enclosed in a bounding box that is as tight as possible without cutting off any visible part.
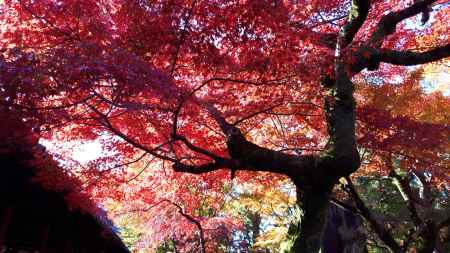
[1,0,449,252]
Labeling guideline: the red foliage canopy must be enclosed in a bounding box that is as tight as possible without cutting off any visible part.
[1,0,449,251]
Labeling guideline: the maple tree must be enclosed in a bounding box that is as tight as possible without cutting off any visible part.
[1,0,449,252]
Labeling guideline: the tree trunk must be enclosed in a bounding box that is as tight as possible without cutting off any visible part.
[0,207,13,250]
[324,202,368,253]
[282,186,369,253]
[282,187,332,253]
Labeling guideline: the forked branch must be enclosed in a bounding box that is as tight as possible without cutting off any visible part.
[370,0,437,45]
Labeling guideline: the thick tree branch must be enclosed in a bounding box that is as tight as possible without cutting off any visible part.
[171,100,232,163]
[226,135,318,178]
[389,170,423,228]
[370,0,437,45]
[203,104,322,182]
[170,106,225,161]
[203,103,236,135]
[378,44,450,66]
[325,0,364,172]
[349,1,447,73]
[171,103,328,185]
[172,158,239,174]
[171,133,224,160]
[344,177,401,252]
[323,24,361,177]
[350,43,450,73]
[341,0,371,47]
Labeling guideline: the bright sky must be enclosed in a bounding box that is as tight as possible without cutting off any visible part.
[422,68,450,96]
[71,141,104,162]
[40,139,103,163]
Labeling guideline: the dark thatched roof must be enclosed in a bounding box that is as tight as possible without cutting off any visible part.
[0,114,130,253]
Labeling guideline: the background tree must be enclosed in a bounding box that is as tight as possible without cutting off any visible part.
[0,0,449,252]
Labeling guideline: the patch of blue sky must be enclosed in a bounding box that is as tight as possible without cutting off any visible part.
[420,74,450,95]
[404,1,450,31]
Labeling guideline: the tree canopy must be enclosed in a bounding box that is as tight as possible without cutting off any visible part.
[0,0,449,252]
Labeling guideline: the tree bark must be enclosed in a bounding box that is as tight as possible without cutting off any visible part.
[281,186,333,253]
[324,202,368,253]
[0,207,13,250]
[295,188,332,253]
